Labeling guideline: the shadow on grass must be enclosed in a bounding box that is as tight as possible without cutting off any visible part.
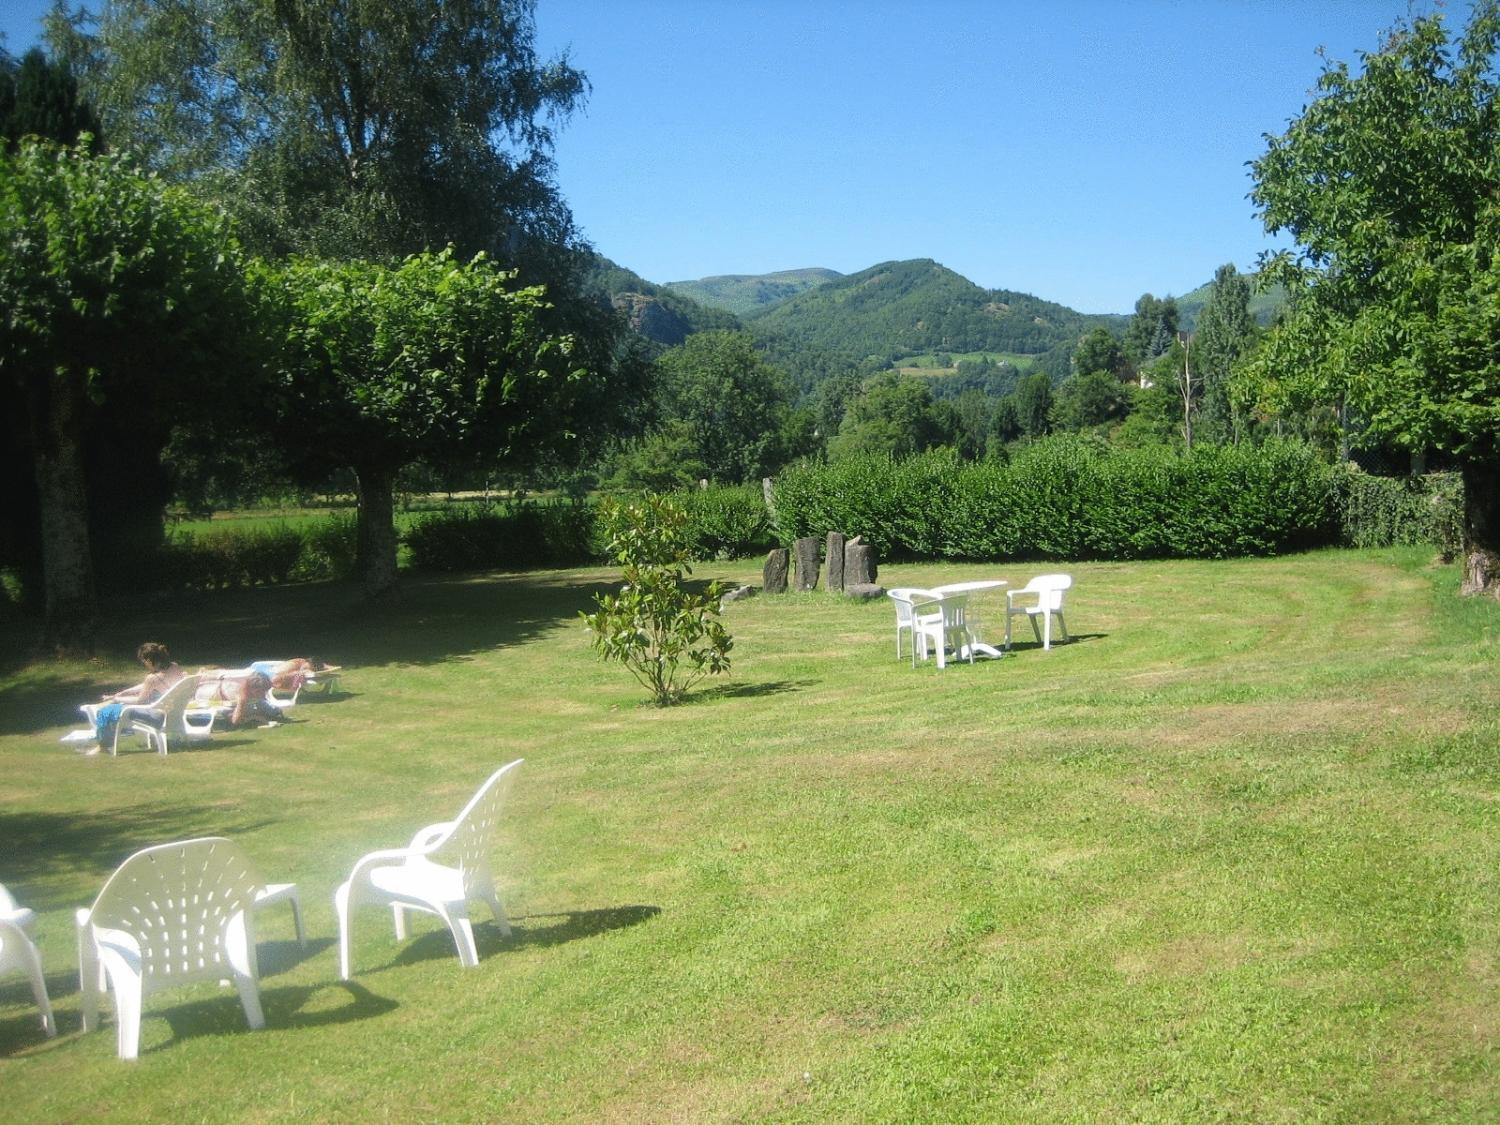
[380,904,662,973]
[1000,631,1109,654]
[0,570,634,736]
[0,807,278,906]
[690,679,818,703]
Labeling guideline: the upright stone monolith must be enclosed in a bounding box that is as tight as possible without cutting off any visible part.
[825,531,846,592]
[763,548,789,594]
[793,536,821,591]
[845,537,877,586]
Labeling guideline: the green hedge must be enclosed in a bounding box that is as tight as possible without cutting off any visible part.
[772,437,1343,561]
[1335,467,1462,556]
[405,501,599,572]
[156,516,358,590]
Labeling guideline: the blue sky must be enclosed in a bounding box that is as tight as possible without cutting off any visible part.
[1,1,1461,312]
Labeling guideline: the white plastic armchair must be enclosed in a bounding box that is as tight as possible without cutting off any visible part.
[76,837,279,1060]
[887,588,926,660]
[1004,573,1072,651]
[81,675,213,756]
[911,590,974,670]
[0,884,55,1039]
[335,759,523,980]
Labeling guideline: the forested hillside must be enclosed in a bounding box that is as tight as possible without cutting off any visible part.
[585,254,740,348]
[745,259,1124,364]
[665,268,841,316]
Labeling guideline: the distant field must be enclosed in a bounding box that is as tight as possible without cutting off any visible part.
[898,350,1039,377]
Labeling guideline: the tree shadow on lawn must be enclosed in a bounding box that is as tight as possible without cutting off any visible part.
[380,904,662,974]
[0,569,646,736]
[0,806,279,908]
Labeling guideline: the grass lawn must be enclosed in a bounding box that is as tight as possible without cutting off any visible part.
[1,548,1498,1120]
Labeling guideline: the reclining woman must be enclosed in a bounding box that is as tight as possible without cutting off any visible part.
[84,642,184,755]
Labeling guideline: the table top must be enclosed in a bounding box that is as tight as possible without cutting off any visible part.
[929,580,1007,595]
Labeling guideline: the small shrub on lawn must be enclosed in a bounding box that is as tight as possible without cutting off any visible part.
[581,494,732,706]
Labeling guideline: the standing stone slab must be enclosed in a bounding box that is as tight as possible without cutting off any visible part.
[824,531,846,592]
[845,538,878,586]
[793,536,821,591]
[763,548,789,594]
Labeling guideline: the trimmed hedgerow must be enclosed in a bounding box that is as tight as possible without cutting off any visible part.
[404,501,600,572]
[675,485,777,560]
[772,437,1346,562]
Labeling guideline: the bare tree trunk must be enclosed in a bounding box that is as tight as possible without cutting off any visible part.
[354,464,400,602]
[30,371,98,655]
[1459,457,1500,597]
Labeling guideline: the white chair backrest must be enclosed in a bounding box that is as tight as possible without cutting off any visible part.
[85,838,263,985]
[0,883,19,916]
[887,588,926,625]
[444,761,523,896]
[152,674,202,723]
[1024,574,1072,611]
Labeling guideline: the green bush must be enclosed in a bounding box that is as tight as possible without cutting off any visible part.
[1336,467,1462,554]
[772,438,1344,562]
[673,485,776,560]
[157,524,317,590]
[404,501,601,572]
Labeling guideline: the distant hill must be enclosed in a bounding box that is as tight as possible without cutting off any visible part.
[745,258,1124,365]
[584,255,740,348]
[664,268,843,317]
[1173,273,1288,331]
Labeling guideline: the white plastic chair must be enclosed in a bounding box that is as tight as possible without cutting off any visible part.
[911,590,974,670]
[1004,573,1072,651]
[76,837,290,1059]
[0,884,55,1039]
[887,588,926,659]
[82,675,213,756]
[335,760,523,980]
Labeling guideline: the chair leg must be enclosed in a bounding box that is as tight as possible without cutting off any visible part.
[18,937,55,1037]
[442,907,479,968]
[1030,613,1044,647]
[392,904,408,940]
[334,881,356,981]
[109,967,144,1060]
[476,878,511,938]
[78,914,100,1032]
[232,972,265,1031]
[1055,610,1069,643]
[1041,611,1051,651]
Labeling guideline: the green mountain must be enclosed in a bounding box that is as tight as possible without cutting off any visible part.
[664,268,843,317]
[584,255,740,348]
[1173,273,1288,331]
[745,258,1123,364]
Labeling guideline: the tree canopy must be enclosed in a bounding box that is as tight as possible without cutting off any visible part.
[1248,0,1500,593]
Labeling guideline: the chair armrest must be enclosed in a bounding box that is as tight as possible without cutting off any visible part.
[408,821,457,851]
[343,845,428,889]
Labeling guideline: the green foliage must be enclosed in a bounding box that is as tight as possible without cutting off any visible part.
[1123,293,1179,365]
[1335,468,1463,554]
[674,485,776,560]
[1050,370,1131,432]
[1012,372,1055,437]
[582,494,732,706]
[405,501,599,572]
[829,371,957,460]
[1193,264,1258,443]
[773,438,1342,561]
[655,329,796,482]
[1248,2,1500,463]
[149,518,356,591]
[1072,327,1127,378]
[1,47,101,151]
[66,0,587,267]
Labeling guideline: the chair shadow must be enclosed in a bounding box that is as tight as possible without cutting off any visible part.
[152,980,399,1051]
[1002,631,1109,653]
[257,937,335,978]
[383,904,662,972]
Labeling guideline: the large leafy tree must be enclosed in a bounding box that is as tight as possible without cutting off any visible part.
[0,139,253,652]
[1248,1,1500,594]
[1,46,101,150]
[829,371,957,460]
[53,0,586,268]
[1123,293,1179,367]
[654,330,796,483]
[264,250,585,599]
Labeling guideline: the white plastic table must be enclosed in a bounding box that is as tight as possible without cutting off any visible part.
[930,580,1008,659]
